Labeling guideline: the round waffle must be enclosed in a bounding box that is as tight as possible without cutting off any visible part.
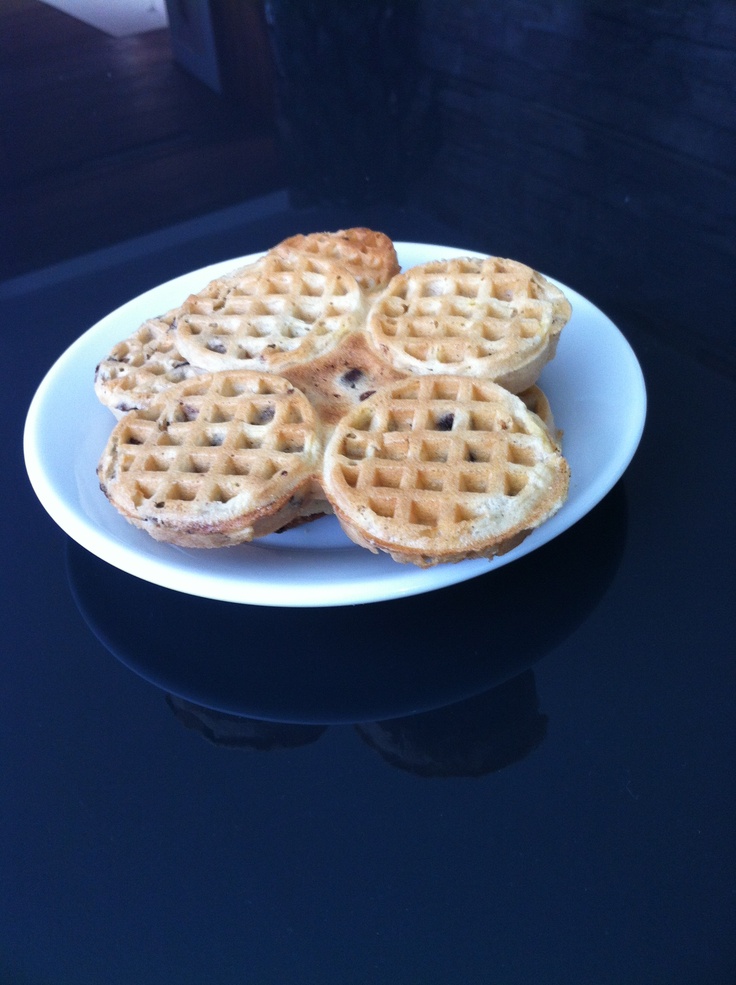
[98,371,324,547]
[174,251,365,375]
[321,375,569,566]
[271,227,400,293]
[94,306,202,418]
[366,256,572,392]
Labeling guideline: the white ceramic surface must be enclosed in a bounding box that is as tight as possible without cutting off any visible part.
[24,243,647,606]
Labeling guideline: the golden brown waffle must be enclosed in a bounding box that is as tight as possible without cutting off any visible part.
[97,371,324,547]
[174,251,365,375]
[94,233,574,562]
[321,375,569,566]
[366,256,572,392]
[282,329,407,429]
[271,227,400,293]
[517,384,561,447]
[94,306,202,418]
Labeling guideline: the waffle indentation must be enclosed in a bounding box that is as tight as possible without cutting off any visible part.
[326,376,560,547]
[102,372,320,526]
[367,256,569,379]
[174,253,362,372]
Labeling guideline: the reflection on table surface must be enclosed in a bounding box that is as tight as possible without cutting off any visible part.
[66,482,627,728]
[167,668,547,779]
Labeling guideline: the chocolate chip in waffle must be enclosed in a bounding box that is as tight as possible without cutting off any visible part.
[366,256,572,393]
[97,371,324,547]
[321,375,570,566]
[281,329,407,430]
[94,306,202,418]
[174,251,365,376]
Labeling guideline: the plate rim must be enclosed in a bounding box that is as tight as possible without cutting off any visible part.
[23,243,647,607]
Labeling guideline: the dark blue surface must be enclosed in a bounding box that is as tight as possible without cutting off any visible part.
[64,478,626,723]
[2,200,734,984]
[5,2,736,979]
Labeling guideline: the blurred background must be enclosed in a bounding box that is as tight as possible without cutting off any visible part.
[1,0,734,366]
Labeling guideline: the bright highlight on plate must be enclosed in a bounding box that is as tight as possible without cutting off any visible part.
[23,244,646,606]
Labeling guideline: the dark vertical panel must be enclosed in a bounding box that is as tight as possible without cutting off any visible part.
[410,0,736,358]
[265,0,436,207]
[209,0,278,127]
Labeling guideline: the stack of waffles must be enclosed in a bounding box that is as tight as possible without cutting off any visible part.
[95,228,572,567]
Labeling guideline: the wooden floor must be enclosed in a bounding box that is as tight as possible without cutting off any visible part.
[0,0,285,280]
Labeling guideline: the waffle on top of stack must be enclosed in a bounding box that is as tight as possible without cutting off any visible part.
[95,228,571,566]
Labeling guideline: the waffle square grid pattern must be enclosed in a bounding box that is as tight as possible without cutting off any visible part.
[332,377,538,528]
[95,230,572,565]
[367,256,570,390]
[322,375,568,565]
[115,378,311,508]
[97,371,324,547]
[174,252,365,373]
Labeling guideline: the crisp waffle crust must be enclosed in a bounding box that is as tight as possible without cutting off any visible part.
[174,252,365,374]
[322,375,570,566]
[94,306,202,418]
[366,256,571,392]
[97,371,324,547]
[272,227,400,293]
[94,233,573,562]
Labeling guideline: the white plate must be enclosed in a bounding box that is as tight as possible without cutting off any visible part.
[24,243,646,607]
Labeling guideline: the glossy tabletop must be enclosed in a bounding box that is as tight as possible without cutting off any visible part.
[3,202,735,985]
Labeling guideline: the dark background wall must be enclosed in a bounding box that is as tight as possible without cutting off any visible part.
[3,0,733,374]
[265,0,734,371]
[409,0,734,370]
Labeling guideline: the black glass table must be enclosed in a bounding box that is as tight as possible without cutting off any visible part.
[3,201,734,985]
